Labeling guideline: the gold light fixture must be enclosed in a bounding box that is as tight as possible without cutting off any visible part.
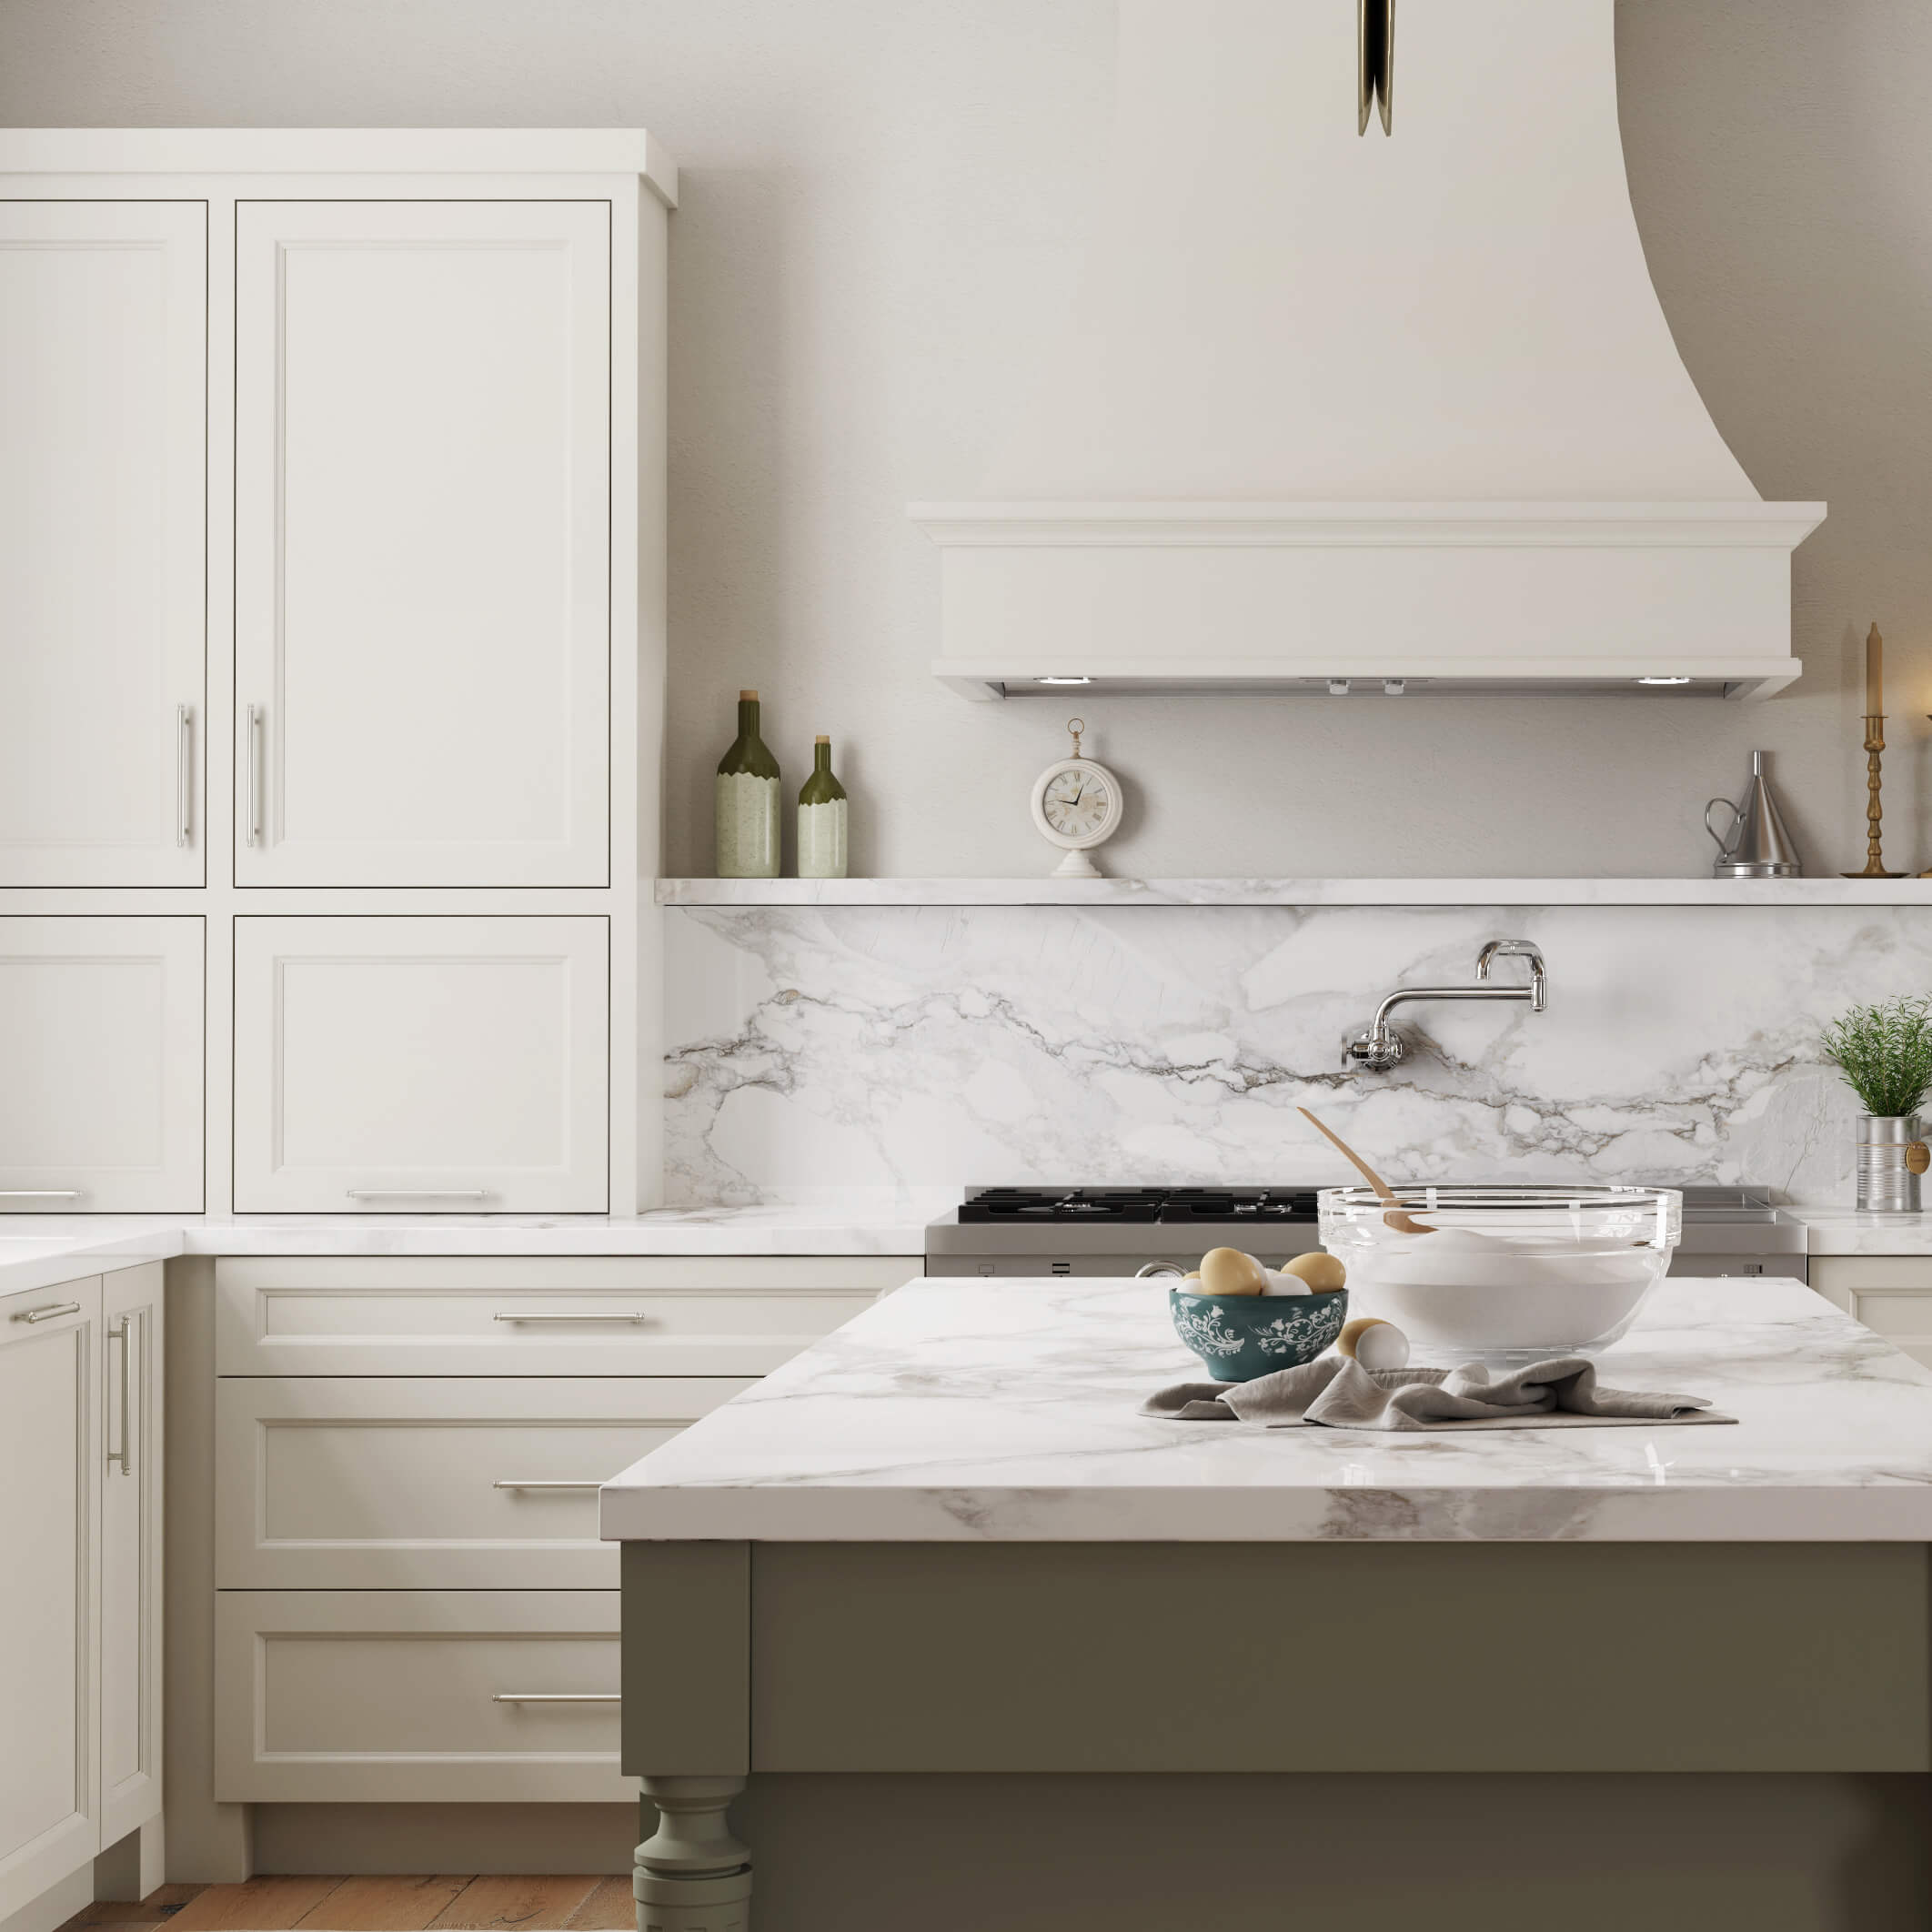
[1359,0,1394,136]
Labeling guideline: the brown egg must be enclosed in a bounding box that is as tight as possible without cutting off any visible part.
[1196,1246,1268,1296]
[1280,1251,1347,1293]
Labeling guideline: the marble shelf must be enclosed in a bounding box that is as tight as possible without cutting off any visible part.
[658,876,1932,908]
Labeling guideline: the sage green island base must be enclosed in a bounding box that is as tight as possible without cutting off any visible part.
[600,1276,1932,1931]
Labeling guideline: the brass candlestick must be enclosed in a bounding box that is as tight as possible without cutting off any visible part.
[1845,715,1906,878]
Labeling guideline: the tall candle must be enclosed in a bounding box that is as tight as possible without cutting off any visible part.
[1867,621,1884,717]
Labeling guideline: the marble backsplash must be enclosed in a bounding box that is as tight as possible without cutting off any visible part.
[661,904,1932,1207]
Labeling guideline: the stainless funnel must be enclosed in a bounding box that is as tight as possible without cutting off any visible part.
[1706,751,1802,879]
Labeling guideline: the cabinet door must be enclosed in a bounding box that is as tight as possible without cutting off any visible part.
[99,1264,163,1846]
[1812,1258,1932,1369]
[0,920,204,1213]
[235,200,609,887]
[0,1280,101,1921]
[0,202,204,885]
[233,917,609,1213]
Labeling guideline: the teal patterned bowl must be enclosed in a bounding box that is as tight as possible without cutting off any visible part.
[1169,1288,1348,1383]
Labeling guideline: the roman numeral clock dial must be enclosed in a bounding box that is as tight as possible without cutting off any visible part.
[1029,717,1126,880]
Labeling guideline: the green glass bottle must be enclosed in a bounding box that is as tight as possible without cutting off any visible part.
[715,689,780,878]
[798,735,848,880]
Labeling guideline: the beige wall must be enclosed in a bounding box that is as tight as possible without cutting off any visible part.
[5,0,1924,878]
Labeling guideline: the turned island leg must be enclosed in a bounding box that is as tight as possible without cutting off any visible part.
[634,1776,752,1932]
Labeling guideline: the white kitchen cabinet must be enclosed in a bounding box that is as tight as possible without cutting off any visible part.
[0,202,204,887]
[213,1255,907,1375]
[0,1265,163,1924]
[0,1283,98,1921]
[232,916,609,1213]
[216,1376,750,1588]
[215,1590,626,1803]
[1812,1258,1932,1369]
[234,200,610,888]
[100,1265,165,1849]
[0,920,205,1213]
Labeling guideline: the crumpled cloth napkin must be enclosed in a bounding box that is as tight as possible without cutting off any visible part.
[1143,1353,1735,1432]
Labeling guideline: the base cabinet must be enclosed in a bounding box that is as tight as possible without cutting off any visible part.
[0,1265,163,1923]
[1812,1257,1932,1368]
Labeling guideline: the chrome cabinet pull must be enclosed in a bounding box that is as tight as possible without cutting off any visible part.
[491,1693,619,1705]
[246,704,263,846]
[492,1479,604,1492]
[0,1190,83,1199]
[108,1315,134,1475]
[12,1301,83,1324]
[345,1189,492,1201]
[176,705,193,847]
[491,1311,650,1325]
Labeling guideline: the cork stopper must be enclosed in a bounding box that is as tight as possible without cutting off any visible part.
[815,734,830,745]
[740,689,758,701]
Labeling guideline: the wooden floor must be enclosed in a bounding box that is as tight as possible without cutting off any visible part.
[62,1876,632,1932]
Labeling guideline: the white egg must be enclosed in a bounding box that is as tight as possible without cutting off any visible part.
[1260,1269,1311,1297]
[1353,1321,1411,1372]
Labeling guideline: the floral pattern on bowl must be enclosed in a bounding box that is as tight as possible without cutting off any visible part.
[1169,1288,1347,1383]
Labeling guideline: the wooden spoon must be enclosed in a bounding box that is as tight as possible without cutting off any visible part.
[1296,1106,1435,1235]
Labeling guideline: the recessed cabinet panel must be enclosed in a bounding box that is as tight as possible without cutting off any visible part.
[235,201,609,886]
[0,921,205,1213]
[233,917,609,1212]
[0,202,205,885]
[0,1284,99,1921]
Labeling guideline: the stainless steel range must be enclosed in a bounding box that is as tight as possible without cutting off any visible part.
[924,1185,1806,1283]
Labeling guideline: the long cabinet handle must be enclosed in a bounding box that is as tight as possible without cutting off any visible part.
[0,1190,84,1199]
[246,704,263,846]
[176,705,193,847]
[492,1311,651,1325]
[345,1189,492,1202]
[108,1315,134,1476]
[12,1301,83,1324]
[492,1480,605,1492]
[491,1693,619,1705]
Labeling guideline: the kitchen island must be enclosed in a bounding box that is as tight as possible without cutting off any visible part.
[602,1276,1932,1932]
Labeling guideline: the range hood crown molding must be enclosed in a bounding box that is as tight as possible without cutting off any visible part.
[914,0,1823,701]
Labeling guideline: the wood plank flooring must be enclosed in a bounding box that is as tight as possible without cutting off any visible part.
[62,1877,631,1932]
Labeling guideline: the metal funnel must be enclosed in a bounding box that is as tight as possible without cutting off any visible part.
[1706,750,1802,879]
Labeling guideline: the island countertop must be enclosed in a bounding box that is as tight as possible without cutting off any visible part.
[599,1274,1932,1544]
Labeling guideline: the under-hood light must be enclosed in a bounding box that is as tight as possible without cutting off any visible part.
[1636,675,1693,686]
[1035,675,1092,686]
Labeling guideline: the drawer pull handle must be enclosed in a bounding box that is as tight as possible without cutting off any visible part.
[108,1314,135,1475]
[0,1190,84,1199]
[176,703,194,847]
[493,1480,604,1492]
[492,1311,651,1324]
[492,1692,620,1705]
[12,1301,83,1324]
[346,1189,492,1202]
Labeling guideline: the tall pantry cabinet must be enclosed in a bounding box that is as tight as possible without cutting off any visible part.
[0,132,675,1214]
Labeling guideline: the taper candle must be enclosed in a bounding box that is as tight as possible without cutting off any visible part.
[1867,621,1884,715]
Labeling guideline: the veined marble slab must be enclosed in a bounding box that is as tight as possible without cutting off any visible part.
[1788,1210,1932,1256]
[659,877,1932,908]
[664,901,1932,1205]
[599,1275,1932,1544]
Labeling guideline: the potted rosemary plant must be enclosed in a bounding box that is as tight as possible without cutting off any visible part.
[1820,996,1932,1211]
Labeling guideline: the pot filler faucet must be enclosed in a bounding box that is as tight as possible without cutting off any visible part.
[1345,941,1546,1072]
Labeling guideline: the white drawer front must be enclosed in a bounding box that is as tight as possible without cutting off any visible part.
[216,1255,905,1375]
[216,1590,624,1802]
[216,1376,749,1588]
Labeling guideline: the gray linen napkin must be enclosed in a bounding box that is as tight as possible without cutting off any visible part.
[1143,1353,1734,1432]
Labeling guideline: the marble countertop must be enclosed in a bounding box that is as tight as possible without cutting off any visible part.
[0,1202,936,1296]
[1786,1210,1932,1256]
[599,1274,1932,1544]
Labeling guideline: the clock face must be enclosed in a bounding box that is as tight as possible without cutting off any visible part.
[1041,765,1112,840]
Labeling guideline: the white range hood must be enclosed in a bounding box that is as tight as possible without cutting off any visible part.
[913,0,1823,701]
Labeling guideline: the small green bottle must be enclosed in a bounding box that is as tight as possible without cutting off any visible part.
[715,689,780,878]
[798,736,848,880]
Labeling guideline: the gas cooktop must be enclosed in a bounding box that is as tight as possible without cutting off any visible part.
[957,1186,1321,1225]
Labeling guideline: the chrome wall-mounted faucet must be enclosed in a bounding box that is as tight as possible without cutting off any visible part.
[1346,941,1546,1072]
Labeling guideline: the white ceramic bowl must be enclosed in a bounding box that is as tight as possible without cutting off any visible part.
[1315,1185,1683,1364]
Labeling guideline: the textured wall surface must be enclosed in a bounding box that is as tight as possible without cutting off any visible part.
[3,1,1928,880]
[663,903,1910,1205]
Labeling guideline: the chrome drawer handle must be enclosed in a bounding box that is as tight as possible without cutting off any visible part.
[176,704,193,847]
[492,1692,619,1705]
[13,1301,83,1324]
[108,1315,135,1476]
[493,1480,604,1492]
[492,1311,651,1324]
[246,703,263,846]
[0,1190,84,1199]
[346,1189,492,1201]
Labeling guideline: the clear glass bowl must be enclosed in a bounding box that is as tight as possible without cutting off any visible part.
[1316,1185,1683,1364]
